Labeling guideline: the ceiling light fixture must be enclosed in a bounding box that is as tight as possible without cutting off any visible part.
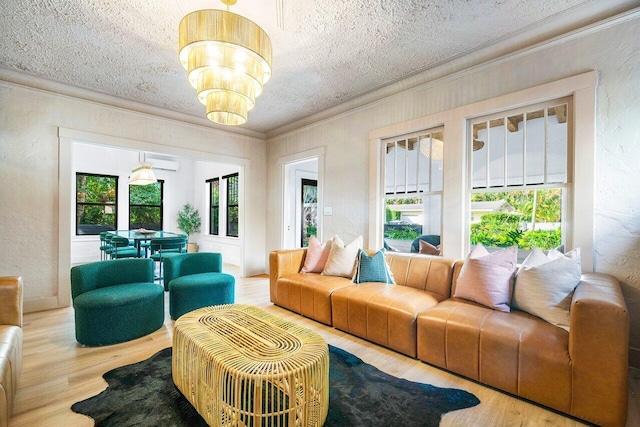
[128,153,157,185]
[178,0,272,126]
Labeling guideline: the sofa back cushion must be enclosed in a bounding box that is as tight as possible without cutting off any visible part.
[385,253,456,299]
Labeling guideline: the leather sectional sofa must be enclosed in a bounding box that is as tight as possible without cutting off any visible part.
[270,249,629,427]
[0,276,23,427]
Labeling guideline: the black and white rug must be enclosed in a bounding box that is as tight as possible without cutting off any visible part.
[72,345,480,426]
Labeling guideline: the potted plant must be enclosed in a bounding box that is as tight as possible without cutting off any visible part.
[177,203,202,253]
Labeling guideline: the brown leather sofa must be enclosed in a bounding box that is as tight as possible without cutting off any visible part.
[0,276,23,427]
[270,249,629,427]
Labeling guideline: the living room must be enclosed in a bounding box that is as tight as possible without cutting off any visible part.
[1,1,639,426]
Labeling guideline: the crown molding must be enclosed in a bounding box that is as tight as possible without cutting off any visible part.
[0,67,267,141]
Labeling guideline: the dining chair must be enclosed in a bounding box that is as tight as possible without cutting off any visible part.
[149,236,187,282]
[109,236,139,259]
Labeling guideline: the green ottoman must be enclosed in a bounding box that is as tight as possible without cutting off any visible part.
[169,272,235,320]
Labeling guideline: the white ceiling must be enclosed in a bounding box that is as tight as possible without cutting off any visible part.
[0,1,635,135]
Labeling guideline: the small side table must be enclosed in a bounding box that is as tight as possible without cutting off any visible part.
[172,304,329,427]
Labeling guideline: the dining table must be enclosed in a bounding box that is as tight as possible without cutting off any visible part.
[107,229,185,258]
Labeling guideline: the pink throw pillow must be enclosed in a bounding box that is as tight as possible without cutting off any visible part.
[453,244,517,312]
[419,240,441,255]
[300,236,332,273]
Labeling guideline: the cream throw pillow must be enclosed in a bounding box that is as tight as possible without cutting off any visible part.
[321,235,363,278]
[300,235,332,273]
[512,248,581,331]
[453,244,517,312]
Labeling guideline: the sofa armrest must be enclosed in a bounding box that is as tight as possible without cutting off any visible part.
[569,272,629,427]
[0,276,23,328]
[269,249,306,303]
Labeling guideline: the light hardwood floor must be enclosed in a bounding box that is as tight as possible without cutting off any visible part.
[9,269,640,426]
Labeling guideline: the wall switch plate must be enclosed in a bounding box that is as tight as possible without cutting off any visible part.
[323,207,333,215]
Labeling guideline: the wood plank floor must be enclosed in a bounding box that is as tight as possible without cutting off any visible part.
[9,269,640,426]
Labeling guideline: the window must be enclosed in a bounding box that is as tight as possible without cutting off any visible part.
[469,98,570,260]
[301,178,318,247]
[382,128,443,253]
[208,178,220,235]
[76,173,118,235]
[129,180,163,230]
[226,173,239,237]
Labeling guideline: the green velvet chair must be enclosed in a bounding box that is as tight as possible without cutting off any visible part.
[164,252,235,320]
[70,258,165,346]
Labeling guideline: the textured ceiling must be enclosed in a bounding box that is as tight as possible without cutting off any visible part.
[0,0,627,134]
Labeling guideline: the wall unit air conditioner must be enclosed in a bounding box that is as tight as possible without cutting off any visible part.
[147,158,180,172]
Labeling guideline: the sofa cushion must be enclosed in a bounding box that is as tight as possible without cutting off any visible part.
[417,298,572,412]
[322,235,363,278]
[274,273,355,325]
[352,249,394,284]
[300,236,332,273]
[453,244,517,312]
[332,283,443,357]
[512,248,581,331]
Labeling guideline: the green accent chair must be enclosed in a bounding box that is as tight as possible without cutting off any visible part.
[164,252,235,320]
[70,258,165,346]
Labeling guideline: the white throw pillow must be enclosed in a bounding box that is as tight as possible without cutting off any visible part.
[512,248,582,331]
[321,235,363,278]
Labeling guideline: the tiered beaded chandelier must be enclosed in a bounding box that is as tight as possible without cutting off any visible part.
[178,0,272,126]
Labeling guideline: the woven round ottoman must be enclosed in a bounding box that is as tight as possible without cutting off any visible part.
[168,272,235,320]
[173,304,329,427]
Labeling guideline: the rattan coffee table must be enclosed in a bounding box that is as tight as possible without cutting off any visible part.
[172,304,329,427]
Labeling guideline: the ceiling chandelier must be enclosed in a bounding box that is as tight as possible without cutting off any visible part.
[178,0,272,126]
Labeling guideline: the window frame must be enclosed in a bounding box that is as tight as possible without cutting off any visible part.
[368,71,596,271]
[75,172,118,236]
[128,179,164,230]
[207,177,220,235]
[381,127,444,252]
[225,173,239,238]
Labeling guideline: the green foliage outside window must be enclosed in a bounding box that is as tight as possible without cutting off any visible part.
[470,187,563,251]
[76,173,117,235]
[129,182,162,230]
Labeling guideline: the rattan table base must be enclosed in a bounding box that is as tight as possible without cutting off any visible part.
[172,304,329,427]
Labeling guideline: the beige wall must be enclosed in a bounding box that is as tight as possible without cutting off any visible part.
[266,16,640,366]
[0,83,267,312]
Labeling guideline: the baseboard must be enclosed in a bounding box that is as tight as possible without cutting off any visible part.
[24,296,60,313]
[629,346,640,369]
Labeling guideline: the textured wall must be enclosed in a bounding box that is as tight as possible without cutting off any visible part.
[266,17,640,365]
[0,84,267,310]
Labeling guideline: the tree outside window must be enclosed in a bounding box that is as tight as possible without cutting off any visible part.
[226,173,239,237]
[208,178,220,235]
[129,181,163,230]
[76,173,118,235]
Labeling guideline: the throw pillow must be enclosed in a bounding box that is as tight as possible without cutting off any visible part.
[352,249,394,284]
[453,244,517,312]
[419,240,441,256]
[512,248,581,331]
[300,236,332,273]
[321,235,363,278]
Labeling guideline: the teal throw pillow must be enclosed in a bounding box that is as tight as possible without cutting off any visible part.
[352,249,394,284]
